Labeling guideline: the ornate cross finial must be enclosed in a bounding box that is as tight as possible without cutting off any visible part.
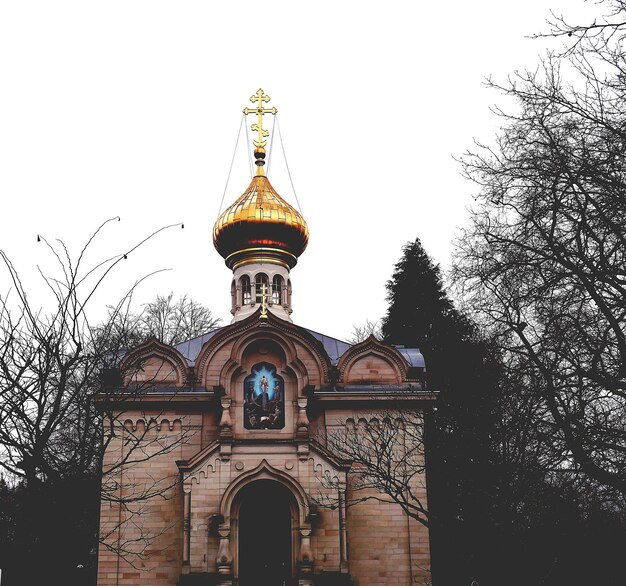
[243,88,277,176]
[259,283,269,319]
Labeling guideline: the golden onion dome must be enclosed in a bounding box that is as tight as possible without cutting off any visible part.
[213,175,309,270]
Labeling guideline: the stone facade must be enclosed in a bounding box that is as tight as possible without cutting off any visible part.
[97,311,433,585]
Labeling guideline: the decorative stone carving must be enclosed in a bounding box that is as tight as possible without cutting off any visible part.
[298,526,314,574]
[219,397,233,437]
[296,397,309,436]
[216,522,233,574]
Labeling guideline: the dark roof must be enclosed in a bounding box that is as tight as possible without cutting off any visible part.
[174,329,223,365]
[171,323,425,370]
[304,328,352,365]
[395,347,426,369]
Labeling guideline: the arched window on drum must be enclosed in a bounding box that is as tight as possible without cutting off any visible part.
[272,275,283,305]
[255,273,269,304]
[240,275,252,305]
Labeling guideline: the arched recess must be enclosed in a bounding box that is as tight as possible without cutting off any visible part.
[210,335,302,397]
[195,313,332,389]
[120,337,188,386]
[236,480,294,584]
[243,361,286,430]
[337,334,408,384]
[222,464,312,583]
[227,330,313,390]
[220,460,310,525]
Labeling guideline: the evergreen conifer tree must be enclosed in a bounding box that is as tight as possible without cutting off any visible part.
[380,239,626,585]
[381,239,452,350]
[381,238,474,390]
[381,238,501,584]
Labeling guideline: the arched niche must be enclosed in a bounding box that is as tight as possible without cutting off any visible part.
[231,338,296,436]
[236,480,295,584]
[194,315,332,389]
[220,460,310,525]
[243,362,285,430]
[241,338,287,373]
[218,330,313,392]
[216,461,313,581]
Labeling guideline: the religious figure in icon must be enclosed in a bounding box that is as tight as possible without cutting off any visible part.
[259,376,270,410]
[243,363,285,430]
[273,381,282,403]
[246,382,255,404]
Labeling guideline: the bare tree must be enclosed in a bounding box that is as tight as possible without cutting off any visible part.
[103,292,221,353]
[138,292,221,345]
[455,3,626,494]
[536,0,626,54]
[317,408,429,527]
[347,319,382,344]
[0,219,201,578]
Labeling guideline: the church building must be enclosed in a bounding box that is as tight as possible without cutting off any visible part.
[97,90,433,586]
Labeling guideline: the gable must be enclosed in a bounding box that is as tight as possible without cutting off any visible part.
[343,352,401,384]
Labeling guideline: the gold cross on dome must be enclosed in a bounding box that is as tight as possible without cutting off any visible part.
[260,283,269,319]
[243,88,278,149]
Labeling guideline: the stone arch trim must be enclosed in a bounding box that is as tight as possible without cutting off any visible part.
[238,274,251,295]
[226,329,311,388]
[119,336,189,385]
[219,459,311,526]
[194,311,332,386]
[336,334,408,383]
[217,357,245,391]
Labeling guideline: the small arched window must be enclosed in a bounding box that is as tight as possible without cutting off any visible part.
[231,279,236,312]
[255,273,269,304]
[272,275,283,305]
[240,275,252,305]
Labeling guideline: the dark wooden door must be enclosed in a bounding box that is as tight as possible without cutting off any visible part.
[238,481,292,586]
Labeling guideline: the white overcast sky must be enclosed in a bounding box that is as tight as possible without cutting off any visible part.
[0,0,597,342]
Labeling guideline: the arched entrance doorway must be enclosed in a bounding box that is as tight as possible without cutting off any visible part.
[237,480,294,585]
